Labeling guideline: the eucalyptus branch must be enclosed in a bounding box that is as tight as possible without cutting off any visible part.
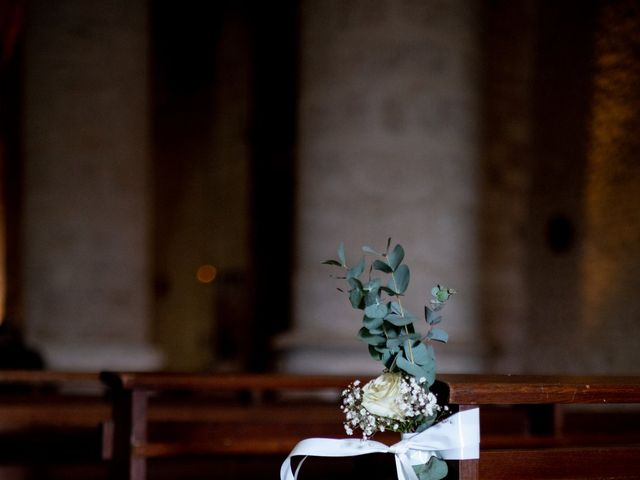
[390,270,414,364]
[325,240,455,480]
[324,240,455,388]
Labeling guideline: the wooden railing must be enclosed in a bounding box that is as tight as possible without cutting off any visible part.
[99,372,359,480]
[0,371,638,479]
[438,374,640,479]
[100,373,640,480]
[0,370,109,468]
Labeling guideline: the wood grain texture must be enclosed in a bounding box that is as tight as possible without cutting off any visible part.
[99,373,640,480]
[100,372,361,391]
[479,446,640,479]
[439,374,640,404]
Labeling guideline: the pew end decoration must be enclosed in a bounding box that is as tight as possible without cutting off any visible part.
[281,240,479,480]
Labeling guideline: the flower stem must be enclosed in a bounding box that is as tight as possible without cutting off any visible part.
[391,271,415,364]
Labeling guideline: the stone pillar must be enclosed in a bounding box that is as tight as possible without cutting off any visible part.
[480,0,537,373]
[279,0,484,374]
[580,0,640,373]
[22,0,161,370]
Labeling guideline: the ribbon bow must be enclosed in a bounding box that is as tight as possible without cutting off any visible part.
[280,408,479,480]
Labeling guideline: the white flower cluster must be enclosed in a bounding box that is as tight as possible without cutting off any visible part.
[340,372,441,439]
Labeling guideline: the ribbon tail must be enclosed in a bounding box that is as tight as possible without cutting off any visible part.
[280,454,296,480]
[403,408,480,461]
[293,456,308,479]
[279,437,389,480]
[394,453,419,480]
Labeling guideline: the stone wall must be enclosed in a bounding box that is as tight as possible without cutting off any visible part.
[151,4,253,371]
[22,0,161,369]
[481,0,640,375]
[16,0,640,375]
[281,0,484,374]
[579,0,640,373]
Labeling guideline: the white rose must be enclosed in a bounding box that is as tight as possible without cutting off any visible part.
[361,372,405,420]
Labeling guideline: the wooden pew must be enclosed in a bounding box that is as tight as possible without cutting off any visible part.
[0,370,110,475]
[100,372,363,480]
[438,374,640,479]
[101,373,640,480]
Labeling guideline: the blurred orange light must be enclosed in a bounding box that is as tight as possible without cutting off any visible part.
[196,264,217,283]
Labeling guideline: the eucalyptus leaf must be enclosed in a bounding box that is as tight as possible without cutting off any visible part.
[364,278,381,292]
[389,264,410,294]
[373,259,392,273]
[322,259,342,266]
[386,338,403,350]
[413,457,448,480]
[386,244,405,271]
[385,326,399,338]
[357,327,385,346]
[349,288,364,309]
[338,242,346,267]
[379,286,397,295]
[399,332,422,342]
[391,301,403,315]
[396,355,435,385]
[368,345,383,361]
[363,315,384,330]
[427,328,448,343]
[384,351,396,370]
[362,245,380,255]
[425,306,442,325]
[414,421,431,433]
[364,280,381,306]
[347,277,363,291]
[364,290,379,307]
[411,342,435,366]
[396,354,426,378]
[429,301,445,312]
[385,312,415,326]
[364,303,388,319]
[347,256,365,280]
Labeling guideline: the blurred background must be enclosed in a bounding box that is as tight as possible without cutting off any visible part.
[1,0,639,376]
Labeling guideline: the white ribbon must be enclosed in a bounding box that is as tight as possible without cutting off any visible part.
[280,408,480,480]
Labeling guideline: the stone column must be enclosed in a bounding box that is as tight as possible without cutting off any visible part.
[22,0,161,370]
[279,0,484,374]
[480,0,537,373]
[579,1,640,373]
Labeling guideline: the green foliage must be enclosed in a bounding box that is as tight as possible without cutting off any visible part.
[324,239,455,388]
[427,329,449,343]
[389,264,410,294]
[413,457,448,480]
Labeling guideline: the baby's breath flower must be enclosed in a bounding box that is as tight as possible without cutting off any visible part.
[340,373,442,439]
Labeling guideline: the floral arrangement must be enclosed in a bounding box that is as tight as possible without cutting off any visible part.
[324,239,455,480]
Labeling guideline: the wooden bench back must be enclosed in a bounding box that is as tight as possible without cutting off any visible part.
[100,372,640,480]
[438,375,640,479]
[0,370,109,468]
[0,371,636,478]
